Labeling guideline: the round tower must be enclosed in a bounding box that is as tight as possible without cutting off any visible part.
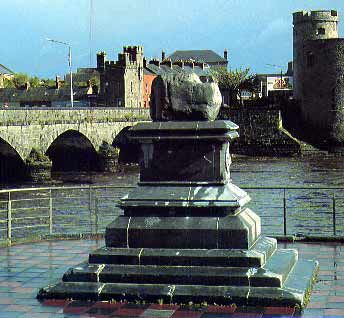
[293,10,338,99]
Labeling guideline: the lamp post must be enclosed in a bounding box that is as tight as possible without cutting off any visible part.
[47,38,74,108]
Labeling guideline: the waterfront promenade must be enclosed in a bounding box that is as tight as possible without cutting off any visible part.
[0,238,342,317]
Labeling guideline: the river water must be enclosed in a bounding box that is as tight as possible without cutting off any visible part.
[50,154,344,236]
[1,155,343,239]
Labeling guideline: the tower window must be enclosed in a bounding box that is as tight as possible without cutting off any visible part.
[317,28,325,35]
[307,52,315,67]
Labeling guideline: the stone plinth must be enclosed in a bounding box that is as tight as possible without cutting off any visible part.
[37,120,318,308]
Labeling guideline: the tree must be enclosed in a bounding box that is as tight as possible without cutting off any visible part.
[210,66,253,105]
[12,73,29,88]
[29,76,41,88]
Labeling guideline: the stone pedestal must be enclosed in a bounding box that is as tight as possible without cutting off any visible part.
[38,120,318,308]
[98,142,119,172]
[26,161,52,183]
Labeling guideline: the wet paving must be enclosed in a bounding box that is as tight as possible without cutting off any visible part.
[0,239,342,317]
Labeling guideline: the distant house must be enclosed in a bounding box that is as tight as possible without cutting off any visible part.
[167,49,228,68]
[0,77,96,108]
[0,64,14,88]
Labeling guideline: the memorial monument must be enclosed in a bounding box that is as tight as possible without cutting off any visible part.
[38,72,318,308]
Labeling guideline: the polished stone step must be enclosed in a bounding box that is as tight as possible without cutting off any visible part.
[38,258,318,307]
[89,236,277,268]
[63,249,297,288]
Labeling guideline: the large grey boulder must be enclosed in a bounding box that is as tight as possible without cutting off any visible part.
[150,71,222,121]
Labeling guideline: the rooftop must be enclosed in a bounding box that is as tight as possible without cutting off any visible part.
[0,238,342,317]
[168,50,227,64]
[0,63,14,75]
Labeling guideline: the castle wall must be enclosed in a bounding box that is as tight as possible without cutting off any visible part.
[302,39,344,143]
[293,10,338,99]
[219,107,301,156]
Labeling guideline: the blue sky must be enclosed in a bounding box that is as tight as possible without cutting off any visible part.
[1,0,343,78]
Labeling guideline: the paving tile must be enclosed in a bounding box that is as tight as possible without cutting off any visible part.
[140,308,175,317]
[171,311,203,318]
[114,307,146,316]
[324,308,344,316]
[263,307,294,315]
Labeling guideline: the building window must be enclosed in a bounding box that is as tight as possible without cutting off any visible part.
[307,52,315,67]
[131,82,133,93]
[317,28,325,35]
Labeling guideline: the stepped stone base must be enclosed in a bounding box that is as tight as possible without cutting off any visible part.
[37,236,318,307]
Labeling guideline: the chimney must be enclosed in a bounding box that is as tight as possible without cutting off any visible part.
[173,60,184,69]
[162,50,166,61]
[55,75,61,89]
[149,59,160,68]
[195,62,205,70]
[224,48,228,60]
[97,51,107,71]
[185,60,194,69]
[161,59,172,68]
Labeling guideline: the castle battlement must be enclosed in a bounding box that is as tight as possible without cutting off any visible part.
[293,10,338,24]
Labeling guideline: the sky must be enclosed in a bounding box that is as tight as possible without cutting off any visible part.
[1,0,343,79]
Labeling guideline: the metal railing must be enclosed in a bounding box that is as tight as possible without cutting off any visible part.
[0,185,343,245]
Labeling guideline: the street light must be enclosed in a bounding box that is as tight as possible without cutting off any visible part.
[47,38,74,108]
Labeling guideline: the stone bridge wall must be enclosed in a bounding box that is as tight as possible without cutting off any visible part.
[0,108,150,160]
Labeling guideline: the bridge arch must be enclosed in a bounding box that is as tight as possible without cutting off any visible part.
[46,130,100,172]
[0,137,26,182]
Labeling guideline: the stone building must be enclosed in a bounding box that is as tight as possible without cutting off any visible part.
[293,10,344,147]
[0,76,96,107]
[97,46,144,107]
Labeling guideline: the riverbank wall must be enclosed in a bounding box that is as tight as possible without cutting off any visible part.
[219,106,301,156]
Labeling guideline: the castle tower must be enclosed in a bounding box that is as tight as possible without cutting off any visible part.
[293,10,338,99]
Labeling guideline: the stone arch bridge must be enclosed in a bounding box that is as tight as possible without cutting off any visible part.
[0,108,150,181]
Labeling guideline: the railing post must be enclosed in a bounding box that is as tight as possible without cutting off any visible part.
[333,192,336,236]
[89,186,93,233]
[7,192,11,244]
[95,197,99,235]
[283,188,287,236]
[49,189,53,235]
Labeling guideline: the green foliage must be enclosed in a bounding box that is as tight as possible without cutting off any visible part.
[3,73,56,89]
[210,66,256,105]
[98,141,119,158]
[41,78,56,88]
[26,148,50,165]
[3,77,15,88]
[29,76,41,88]
[12,73,29,88]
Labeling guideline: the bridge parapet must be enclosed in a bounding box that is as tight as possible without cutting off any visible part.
[0,108,151,163]
[0,107,150,126]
